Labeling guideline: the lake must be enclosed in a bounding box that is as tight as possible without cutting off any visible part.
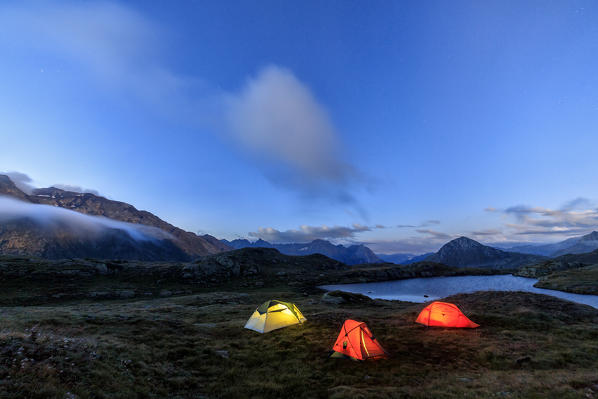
[320,274,598,309]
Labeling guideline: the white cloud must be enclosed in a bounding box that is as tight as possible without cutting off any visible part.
[0,1,189,113]
[0,195,171,241]
[2,171,35,194]
[224,65,365,207]
[0,3,369,211]
[248,223,381,243]
[489,198,598,240]
[51,184,100,196]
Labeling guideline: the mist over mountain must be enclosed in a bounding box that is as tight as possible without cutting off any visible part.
[0,215,189,260]
[221,238,381,265]
[0,174,230,260]
[425,236,546,269]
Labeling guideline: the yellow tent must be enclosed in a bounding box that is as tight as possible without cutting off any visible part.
[244,300,306,333]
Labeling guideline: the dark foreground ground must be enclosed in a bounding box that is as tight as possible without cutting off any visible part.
[1,285,598,398]
[1,251,598,398]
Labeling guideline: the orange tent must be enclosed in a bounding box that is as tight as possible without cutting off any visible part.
[331,319,387,360]
[415,301,479,328]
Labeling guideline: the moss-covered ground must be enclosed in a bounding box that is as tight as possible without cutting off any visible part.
[1,284,598,398]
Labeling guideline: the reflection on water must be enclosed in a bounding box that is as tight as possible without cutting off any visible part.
[320,275,598,309]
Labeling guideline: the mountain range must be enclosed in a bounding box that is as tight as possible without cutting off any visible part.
[503,231,598,257]
[0,174,230,260]
[425,236,546,269]
[376,252,435,265]
[221,238,382,265]
[4,173,598,268]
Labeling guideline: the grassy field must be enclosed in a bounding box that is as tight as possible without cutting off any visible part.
[535,264,598,295]
[1,284,598,398]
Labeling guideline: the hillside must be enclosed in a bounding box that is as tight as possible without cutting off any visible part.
[534,264,598,295]
[0,174,230,259]
[426,236,546,269]
[222,238,382,265]
[517,248,598,278]
[0,217,189,261]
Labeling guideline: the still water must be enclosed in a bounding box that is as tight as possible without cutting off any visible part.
[320,274,598,309]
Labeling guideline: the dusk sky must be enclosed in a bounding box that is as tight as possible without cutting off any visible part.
[1,1,598,253]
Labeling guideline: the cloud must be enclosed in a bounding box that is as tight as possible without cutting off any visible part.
[397,219,441,228]
[415,229,452,240]
[1,3,370,211]
[248,223,382,243]
[0,195,170,241]
[470,228,503,237]
[561,197,594,211]
[51,184,100,196]
[424,220,441,225]
[490,198,598,239]
[3,171,102,197]
[223,65,366,209]
[2,171,35,194]
[0,1,190,114]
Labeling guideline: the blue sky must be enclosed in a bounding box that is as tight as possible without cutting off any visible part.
[1,1,598,253]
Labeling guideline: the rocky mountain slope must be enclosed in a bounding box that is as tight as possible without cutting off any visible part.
[0,174,230,259]
[0,217,189,261]
[426,236,546,269]
[221,238,381,265]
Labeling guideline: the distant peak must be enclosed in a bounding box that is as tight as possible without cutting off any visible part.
[581,231,598,241]
[448,236,481,245]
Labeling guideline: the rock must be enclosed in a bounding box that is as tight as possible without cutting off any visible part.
[118,290,135,299]
[321,292,345,305]
[94,263,108,275]
[321,290,376,305]
[88,291,110,298]
[516,356,531,366]
[215,350,229,359]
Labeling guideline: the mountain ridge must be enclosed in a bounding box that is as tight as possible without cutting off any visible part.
[425,236,546,269]
[221,238,382,265]
[503,231,598,257]
[0,174,230,259]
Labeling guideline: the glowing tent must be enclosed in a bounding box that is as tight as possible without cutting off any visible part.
[331,319,387,360]
[244,300,306,333]
[415,301,479,328]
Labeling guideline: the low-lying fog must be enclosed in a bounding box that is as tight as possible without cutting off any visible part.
[0,195,171,241]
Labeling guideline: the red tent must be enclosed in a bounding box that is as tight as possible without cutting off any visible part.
[331,319,387,360]
[415,301,479,328]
